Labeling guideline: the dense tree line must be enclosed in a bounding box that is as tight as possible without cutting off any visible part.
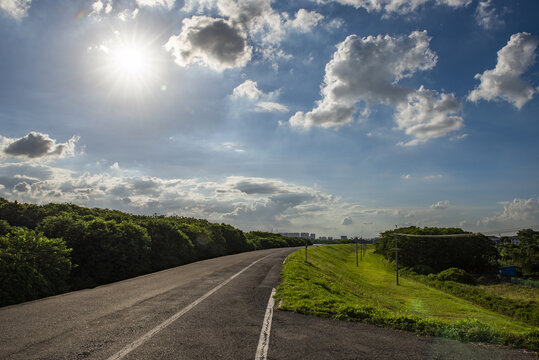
[0,198,307,306]
[375,226,499,274]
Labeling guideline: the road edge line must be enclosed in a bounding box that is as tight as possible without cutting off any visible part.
[107,253,273,360]
[255,288,276,360]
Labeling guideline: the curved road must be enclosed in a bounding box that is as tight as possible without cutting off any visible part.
[0,247,536,359]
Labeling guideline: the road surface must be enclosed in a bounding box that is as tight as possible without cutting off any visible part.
[0,247,536,359]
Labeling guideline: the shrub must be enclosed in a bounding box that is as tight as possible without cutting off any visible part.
[435,268,477,285]
[0,226,72,306]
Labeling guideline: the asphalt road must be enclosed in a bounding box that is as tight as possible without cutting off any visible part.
[0,247,536,360]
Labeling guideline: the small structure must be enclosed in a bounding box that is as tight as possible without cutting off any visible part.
[499,265,518,277]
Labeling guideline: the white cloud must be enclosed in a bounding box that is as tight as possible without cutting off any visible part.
[424,174,443,180]
[180,1,323,67]
[220,142,245,153]
[431,200,449,209]
[164,16,252,71]
[286,9,324,33]
[468,32,538,109]
[479,197,539,230]
[231,79,287,112]
[0,0,31,19]
[401,174,411,179]
[395,86,463,146]
[316,0,470,15]
[232,80,263,99]
[342,216,353,225]
[475,0,504,30]
[136,0,175,9]
[254,101,289,112]
[289,31,439,130]
[0,132,79,160]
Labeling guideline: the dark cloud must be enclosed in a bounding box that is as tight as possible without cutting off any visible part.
[2,132,78,159]
[342,217,353,225]
[165,16,252,71]
[233,181,280,195]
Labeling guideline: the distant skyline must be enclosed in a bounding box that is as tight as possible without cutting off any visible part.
[0,0,538,237]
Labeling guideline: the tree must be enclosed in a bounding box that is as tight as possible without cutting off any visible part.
[0,225,72,306]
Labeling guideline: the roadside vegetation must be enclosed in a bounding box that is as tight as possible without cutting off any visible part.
[275,244,538,351]
[0,198,308,307]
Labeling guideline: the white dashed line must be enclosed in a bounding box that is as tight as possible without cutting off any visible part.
[255,288,276,360]
[107,253,273,360]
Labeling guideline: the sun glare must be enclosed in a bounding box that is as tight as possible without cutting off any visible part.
[95,33,163,99]
[111,43,150,79]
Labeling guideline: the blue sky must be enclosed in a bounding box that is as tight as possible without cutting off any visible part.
[0,0,538,237]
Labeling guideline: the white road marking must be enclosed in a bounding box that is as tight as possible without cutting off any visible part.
[255,288,276,360]
[107,253,274,360]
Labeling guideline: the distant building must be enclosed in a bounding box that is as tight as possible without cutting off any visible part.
[341,235,347,240]
[300,232,310,239]
[510,236,520,245]
[319,236,327,240]
[328,236,333,241]
[279,232,300,238]
[488,236,501,245]
[310,233,316,239]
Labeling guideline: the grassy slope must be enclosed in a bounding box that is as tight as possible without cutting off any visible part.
[275,245,538,349]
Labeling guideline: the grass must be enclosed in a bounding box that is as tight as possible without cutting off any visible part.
[275,245,538,350]
[481,283,538,303]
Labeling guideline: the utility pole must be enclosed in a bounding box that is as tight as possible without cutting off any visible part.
[393,232,400,285]
[305,237,308,262]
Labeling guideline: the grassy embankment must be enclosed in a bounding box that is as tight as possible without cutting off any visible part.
[275,244,538,350]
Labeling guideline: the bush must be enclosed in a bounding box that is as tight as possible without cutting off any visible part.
[0,226,72,306]
[435,268,477,285]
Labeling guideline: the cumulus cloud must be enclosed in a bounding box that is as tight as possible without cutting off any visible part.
[431,200,449,210]
[136,0,175,9]
[342,216,353,225]
[0,132,79,160]
[475,0,504,30]
[232,80,263,99]
[286,9,324,33]
[180,1,323,67]
[479,197,539,229]
[468,32,538,109]
[289,30,465,144]
[0,0,31,19]
[316,0,470,15]
[165,16,252,71]
[231,79,287,112]
[396,86,463,146]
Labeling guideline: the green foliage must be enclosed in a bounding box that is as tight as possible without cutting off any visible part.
[38,214,151,289]
[0,225,72,306]
[432,268,477,285]
[137,218,195,271]
[375,227,498,273]
[246,231,308,249]
[500,229,539,277]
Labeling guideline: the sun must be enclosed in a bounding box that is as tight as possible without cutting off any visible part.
[94,33,163,98]
[110,43,151,80]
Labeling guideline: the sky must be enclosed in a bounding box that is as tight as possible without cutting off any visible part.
[0,0,538,238]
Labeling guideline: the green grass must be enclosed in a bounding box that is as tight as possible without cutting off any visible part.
[275,245,538,350]
[481,283,538,303]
